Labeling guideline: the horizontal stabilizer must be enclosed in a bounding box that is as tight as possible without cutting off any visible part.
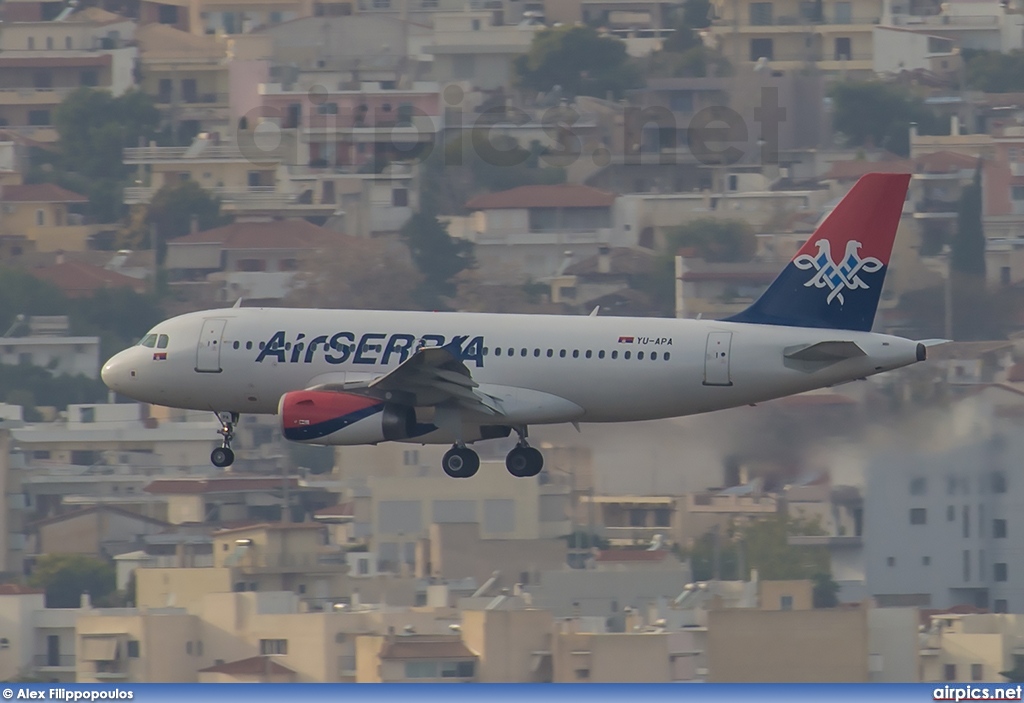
[784,341,866,362]
[916,338,952,347]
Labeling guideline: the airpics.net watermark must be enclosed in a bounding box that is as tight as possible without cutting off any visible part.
[229,84,788,169]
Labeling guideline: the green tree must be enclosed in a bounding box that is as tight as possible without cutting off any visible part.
[951,165,985,278]
[145,181,230,261]
[29,554,116,608]
[666,219,756,263]
[964,49,1024,93]
[642,46,732,78]
[735,513,830,581]
[514,26,644,99]
[400,213,476,309]
[1000,661,1024,683]
[812,572,840,608]
[49,88,160,222]
[662,0,713,53]
[829,81,942,156]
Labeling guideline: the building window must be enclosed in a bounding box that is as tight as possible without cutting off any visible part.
[995,600,1009,613]
[405,661,436,678]
[28,110,50,126]
[65,36,72,49]
[575,668,590,680]
[910,508,927,525]
[28,37,35,50]
[259,639,287,655]
[963,506,970,538]
[316,102,338,115]
[46,37,53,50]
[80,70,98,87]
[834,36,851,61]
[780,595,793,611]
[972,664,983,682]
[964,550,971,582]
[887,557,895,567]
[750,37,773,61]
[923,556,931,566]
[653,508,671,527]
[947,505,955,521]
[994,519,1007,539]
[236,259,267,272]
[158,4,179,23]
[945,664,956,681]
[749,2,773,25]
[35,210,45,226]
[440,661,475,678]
[629,509,646,527]
[909,477,926,495]
[392,188,409,207]
[126,640,140,658]
[992,472,1007,493]
[995,563,1008,582]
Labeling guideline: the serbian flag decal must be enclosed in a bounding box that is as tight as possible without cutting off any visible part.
[153,352,167,361]
[618,336,634,344]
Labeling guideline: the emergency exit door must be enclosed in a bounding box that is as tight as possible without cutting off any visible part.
[196,318,227,373]
[703,332,733,386]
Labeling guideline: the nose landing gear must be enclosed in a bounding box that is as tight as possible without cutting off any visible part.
[211,411,238,468]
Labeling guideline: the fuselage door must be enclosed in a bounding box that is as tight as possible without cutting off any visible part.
[703,331,733,386]
[196,318,227,373]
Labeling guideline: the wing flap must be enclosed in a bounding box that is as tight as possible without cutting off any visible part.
[784,341,866,362]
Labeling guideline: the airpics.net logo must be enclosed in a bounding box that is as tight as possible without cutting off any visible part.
[234,84,788,169]
[933,685,1024,701]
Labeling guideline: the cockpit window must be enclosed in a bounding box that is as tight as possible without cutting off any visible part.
[157,334,169,349]
[140,334,158,348]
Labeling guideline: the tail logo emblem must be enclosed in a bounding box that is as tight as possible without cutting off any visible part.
[794,240,883,306]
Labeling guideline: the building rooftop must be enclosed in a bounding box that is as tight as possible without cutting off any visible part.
[168,219,341,250]
[1,183,88,203]
[144,477,300,495]
[199,656,296,676]
[213,522,323,535]
[27,504,171,531]
[564,247,655,276]
[465,184,616,210]
[379,637,477,660]
[594,549,671,563]
[29,261,147,298]
[137,23,226,61]
[823,158,913,181]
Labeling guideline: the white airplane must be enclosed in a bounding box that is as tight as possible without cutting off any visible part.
[102,172,930,478]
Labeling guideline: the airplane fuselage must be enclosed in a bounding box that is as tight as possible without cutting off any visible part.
[103,307,923,443]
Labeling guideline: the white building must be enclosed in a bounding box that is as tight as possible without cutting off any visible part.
[0,336,100,379]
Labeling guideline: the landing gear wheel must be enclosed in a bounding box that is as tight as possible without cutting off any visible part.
[211,446,235,468]
[506,445,543,477]
[442,446,480,478]
[211,411,238,468]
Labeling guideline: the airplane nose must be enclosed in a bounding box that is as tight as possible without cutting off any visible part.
[101,351,133,393]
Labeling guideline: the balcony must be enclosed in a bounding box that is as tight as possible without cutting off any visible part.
[712,14,881,30]
[914,198,958,219]
[890,13,1000,28]
[0,87,80,106]
[34,654,76,670]
[125,186,333,214]
[123,144,278,164]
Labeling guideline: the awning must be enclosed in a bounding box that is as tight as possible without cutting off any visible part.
[80,636,119,661]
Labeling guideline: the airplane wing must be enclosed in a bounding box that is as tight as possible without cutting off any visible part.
[783,341,866,362]
[309,341,505,416]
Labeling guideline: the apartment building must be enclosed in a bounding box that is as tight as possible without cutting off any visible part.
[704,0,884,75]
[0,5,137,142]
[0,183,103,254]
[920,612,1024,683]
[138,0,314,35]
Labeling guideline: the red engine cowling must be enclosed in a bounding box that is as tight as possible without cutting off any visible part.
[279,390,415,445]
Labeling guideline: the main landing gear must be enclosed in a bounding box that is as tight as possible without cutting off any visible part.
[505,427,543,478]
[441,427,544,479]
[442,444,480,478]
[211,411,238,468]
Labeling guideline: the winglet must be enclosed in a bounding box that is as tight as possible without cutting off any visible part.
[233,297,244,308]
[589,306,600,317]
[725,172,910,332]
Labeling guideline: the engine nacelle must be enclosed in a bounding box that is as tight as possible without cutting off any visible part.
[279,390,415,445]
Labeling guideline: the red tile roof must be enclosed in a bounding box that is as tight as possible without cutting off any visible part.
[144,478,300,495]
[1008,363,1024,383]
[2,184,88,203]
[199,656,296,676]
[0,584,43,596]
[379,638,477,660]
[30,261,147,298]
[213,522,323,535]
[594,549,670,562]
[169,219,341,250]
[465,185,616,210]
[28,505,170,530]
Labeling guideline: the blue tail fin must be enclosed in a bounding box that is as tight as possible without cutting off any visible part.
[725,172,910,332]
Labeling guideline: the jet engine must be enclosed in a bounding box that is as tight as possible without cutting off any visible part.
[279,390,415,445]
